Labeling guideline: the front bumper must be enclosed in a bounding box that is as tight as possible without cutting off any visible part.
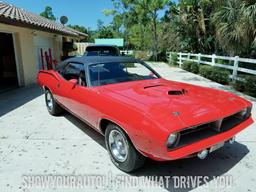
[150,116,253,161]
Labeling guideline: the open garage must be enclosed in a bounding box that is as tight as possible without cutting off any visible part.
[0,2,86,92]
[0,32,18,92]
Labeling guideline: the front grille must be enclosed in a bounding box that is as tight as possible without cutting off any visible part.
[169,107,251,150]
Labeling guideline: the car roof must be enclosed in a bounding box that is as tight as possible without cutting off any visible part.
[55,56,140,70]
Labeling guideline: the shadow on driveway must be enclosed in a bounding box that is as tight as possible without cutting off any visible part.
[63,112,249,192]
[64,113,106,148]
[0,84,43,117]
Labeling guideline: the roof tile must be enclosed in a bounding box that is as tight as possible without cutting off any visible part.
[0,1,87,37]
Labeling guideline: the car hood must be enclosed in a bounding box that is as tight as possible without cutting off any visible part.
[102,78,250,131]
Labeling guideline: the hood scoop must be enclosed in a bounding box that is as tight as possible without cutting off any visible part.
[144,84,164,89]
[168,89,188,95]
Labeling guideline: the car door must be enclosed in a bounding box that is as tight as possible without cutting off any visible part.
[54,62,88,118]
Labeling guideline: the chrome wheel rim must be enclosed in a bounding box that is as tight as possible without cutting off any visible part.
[46,92,53,110]
[108,130,128,162]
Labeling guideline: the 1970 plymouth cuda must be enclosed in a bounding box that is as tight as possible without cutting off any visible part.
[37,56,254,172]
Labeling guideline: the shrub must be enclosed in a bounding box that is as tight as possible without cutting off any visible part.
[232,75,246,92]
[190,63,199,74]
[156,51,167,62]
[134,51,151,60]
[210,68,230,84]
[232,75,256,97]
[232,80,245,92]
[182,61,192,71]
[199,65,213,78]
[244,75,256,97]
[169,52,178,65]
[199,65,230,84]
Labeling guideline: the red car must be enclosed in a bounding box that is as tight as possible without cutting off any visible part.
[37,56,254,172]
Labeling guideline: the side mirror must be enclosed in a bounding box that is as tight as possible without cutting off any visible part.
[69,79,78,89]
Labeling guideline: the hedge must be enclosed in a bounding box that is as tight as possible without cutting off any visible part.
[182,61,199,74]
[233,75,256,97]
[199,65,230,85]
[179,60,255,97]
[182,61,192,71]
[169,52,178,65]
[190,63,199,74]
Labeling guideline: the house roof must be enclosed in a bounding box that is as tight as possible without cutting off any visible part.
[0,1,87,37]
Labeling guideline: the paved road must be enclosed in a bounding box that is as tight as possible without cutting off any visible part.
[0,63,255,192]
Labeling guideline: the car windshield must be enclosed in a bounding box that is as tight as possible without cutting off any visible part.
[89,62,159,86]
[85,46,119,56]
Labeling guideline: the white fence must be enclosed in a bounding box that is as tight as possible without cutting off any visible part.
[75,43,93,55]
[120,50,134,55]
[166,52,256,81]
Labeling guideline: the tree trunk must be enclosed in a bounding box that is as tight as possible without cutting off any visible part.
[152,10,158,61]
[140,24,144,50]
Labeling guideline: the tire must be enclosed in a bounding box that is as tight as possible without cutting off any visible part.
[45,89,63,116]
[105,123,145,172]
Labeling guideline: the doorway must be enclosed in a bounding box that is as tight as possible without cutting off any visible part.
[0,32,18,93]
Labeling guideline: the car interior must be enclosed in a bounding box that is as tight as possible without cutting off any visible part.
[85,46,119,56]
[61,63,87,87]
[89,62,157,86]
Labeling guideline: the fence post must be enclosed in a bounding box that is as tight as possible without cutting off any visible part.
[212,54,216,66]
[232,56,239,82]
[187,53,191,60]
[179,52,182,68]
[166,52,170,63]
[198,53,201,65]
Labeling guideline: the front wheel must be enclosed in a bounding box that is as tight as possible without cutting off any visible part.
[45,89,63,116]
[105,123,145,172]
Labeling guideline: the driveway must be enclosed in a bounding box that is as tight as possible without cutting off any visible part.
[0,63,255,192]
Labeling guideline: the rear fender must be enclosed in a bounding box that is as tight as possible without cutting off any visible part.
[37,70,61,93]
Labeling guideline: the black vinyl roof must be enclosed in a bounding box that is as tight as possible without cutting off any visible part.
[56,56,140,70]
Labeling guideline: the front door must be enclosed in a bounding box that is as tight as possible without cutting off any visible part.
[56,62,89,119]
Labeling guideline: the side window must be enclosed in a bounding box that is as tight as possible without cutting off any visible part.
[62,63,84,81]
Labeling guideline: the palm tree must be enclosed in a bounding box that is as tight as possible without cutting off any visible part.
[166,0,215,53]
[212,0,256,56]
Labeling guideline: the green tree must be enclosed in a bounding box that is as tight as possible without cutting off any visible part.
[105,0,168,60]
[165,0,215,53]
[98,26,114,38]
[103,0,134,50]
[67,24,88,42]
[95,20,114,39]
[139,0,169,60]
[97,19,104,30]
[212,0,256,56]
[40,6,56,21]
[67,25,88,34]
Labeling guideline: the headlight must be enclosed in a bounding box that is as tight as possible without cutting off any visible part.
[237,106,252,119]
[245,106,252,118]
[240,108,247,117]
[166,132,180,148]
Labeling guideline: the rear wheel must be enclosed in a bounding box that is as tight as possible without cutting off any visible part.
[45,89,63,116]
[105,123,145,172]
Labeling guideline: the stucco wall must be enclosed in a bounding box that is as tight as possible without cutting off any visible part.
[0,23,64,86]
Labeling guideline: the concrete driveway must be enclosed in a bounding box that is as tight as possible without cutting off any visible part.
[0,63,255,192]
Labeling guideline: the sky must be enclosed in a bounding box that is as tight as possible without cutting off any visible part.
[4,0,177,30]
